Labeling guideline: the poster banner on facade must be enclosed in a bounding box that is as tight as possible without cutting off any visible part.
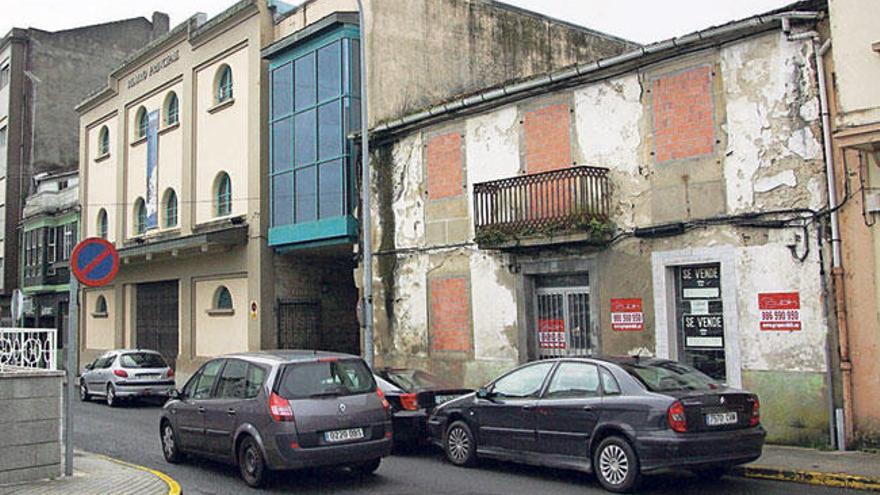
[759,292,801,331]
[611,298,643,331]
[680,264,720,299]
[538,319,566,349]
[682,313,724,348]
[145,109,160,230]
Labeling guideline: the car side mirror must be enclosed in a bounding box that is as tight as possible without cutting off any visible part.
[84,363,94,371]
[170,389,183,401]
[476,387,494,400]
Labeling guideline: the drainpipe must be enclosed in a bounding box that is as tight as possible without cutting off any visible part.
[356,0,374,368]
[782,17,851,450]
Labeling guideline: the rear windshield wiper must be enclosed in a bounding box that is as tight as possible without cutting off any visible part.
[308,390,346,398]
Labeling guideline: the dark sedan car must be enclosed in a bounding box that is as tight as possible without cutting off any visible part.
[428,357,764,493]
[374,368,471,446]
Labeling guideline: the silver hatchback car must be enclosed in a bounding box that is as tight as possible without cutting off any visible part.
[80,349,176,407]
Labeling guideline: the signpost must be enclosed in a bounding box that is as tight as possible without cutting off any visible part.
[65,238,119,476]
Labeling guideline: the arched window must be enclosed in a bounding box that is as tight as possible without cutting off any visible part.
[216,65,233,103]
[134,198,147,235]
[215,172,232,217]
[98,126,110,156]
[97,208,108,239]
[214,286,233,310]
[95,295,108,316]
[135,106,148,139]
[164,92,179,126]
[164,188,178,228]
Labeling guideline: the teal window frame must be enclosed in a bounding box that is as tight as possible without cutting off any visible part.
[268,24,360,249]
[136,107,148,139]
[216,172,232,217]
[165,92,179,126]
[217,66,233,103]
[98,126,110,155]
[135,198,147,235]
[164,189,178,227]
[97,209,108,239]
[214,286,233,310]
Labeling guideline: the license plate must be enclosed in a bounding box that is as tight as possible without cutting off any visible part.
[434,395,459,405]
[138,374,159,380]
[706,412,738,426]
[324,428,364,443]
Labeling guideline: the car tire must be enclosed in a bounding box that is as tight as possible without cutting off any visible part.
[693,466,728,481]
[238,436,268,488]
[79,381,90,402]
[354,458,381,475]
[161,422,184,464]
[106,384,118,407]
[593,436,641,493]
[444,420,477,467]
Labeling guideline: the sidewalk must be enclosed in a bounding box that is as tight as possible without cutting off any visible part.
[0,451,179,495]
[734,445,880,492]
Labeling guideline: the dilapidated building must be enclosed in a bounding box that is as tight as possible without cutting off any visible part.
[363,0,837,446]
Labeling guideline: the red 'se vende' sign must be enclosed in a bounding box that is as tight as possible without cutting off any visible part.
[611,298,644,331]
[758,292,801,331]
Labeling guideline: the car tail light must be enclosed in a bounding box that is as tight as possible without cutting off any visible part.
[749,396,761,427]
[667,400,688,433]
[166,369,175,379]
[113,369,128,378]
[269,392,295,422]
[399,393,419,411]
[376,388,391,411]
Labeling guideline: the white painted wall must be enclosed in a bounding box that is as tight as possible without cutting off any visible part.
[829,0,880,127]
[86,117,119,242]
[194,277,248,357]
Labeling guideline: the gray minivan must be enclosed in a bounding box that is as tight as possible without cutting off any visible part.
[158,350,392,488]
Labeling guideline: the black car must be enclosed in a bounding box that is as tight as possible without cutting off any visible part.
[427,357,765,493]
[375,368,471,446]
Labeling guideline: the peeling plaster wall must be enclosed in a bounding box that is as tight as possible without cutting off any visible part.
[470,251,518,362]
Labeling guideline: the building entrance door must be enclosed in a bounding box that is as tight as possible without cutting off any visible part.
[277,300,321,350]
[674,263,726,381]
[136,281,179,369]
[534,275,591,359]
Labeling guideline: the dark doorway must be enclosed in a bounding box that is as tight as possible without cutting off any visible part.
[136,280,179,369]
[277,299,321,350]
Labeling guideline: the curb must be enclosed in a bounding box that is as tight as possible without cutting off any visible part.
[97,455,182,495]
[733,465,880,492]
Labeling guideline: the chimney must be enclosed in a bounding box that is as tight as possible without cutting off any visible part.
[151,12,170,38]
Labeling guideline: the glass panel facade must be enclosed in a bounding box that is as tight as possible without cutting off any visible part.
[269,27,361,242]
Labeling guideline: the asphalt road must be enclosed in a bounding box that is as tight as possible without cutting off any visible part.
[73,398,861,495]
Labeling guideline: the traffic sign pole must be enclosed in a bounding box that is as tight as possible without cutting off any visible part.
[64,276,78,476]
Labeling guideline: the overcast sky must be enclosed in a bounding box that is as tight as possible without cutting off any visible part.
[1,0,793,45]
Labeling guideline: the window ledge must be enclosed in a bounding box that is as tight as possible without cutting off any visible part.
[91,312,108,319]
[130,135,147,147]
[94,152,110,163]
[206,308,235,317]
[158,122,180,135]
[208,98,235,114]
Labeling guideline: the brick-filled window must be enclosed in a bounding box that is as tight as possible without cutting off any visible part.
[430,277,471,352]
[524,103,572,174]
[426,132,463,199]
[652,66,715,163]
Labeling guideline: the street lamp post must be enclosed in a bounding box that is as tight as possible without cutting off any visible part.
[356,0,373,368]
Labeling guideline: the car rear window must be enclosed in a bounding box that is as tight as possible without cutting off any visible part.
[383,369,454,391]
[119,352,167,369]
[375,375,402,393]
[620,361,720,392]
[275,359,375,399]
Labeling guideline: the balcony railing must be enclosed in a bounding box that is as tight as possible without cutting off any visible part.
[0,328,58,371]
[473,166,611,247]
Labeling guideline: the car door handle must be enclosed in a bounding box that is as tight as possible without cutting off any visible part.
[197,407,205,414]
[522,405,534,411]
[227,408,236,416]
[582,405,594,412]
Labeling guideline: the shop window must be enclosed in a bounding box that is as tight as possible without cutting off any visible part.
[216,65,233,103]
[164,92,179,126]
[214,172,232,217]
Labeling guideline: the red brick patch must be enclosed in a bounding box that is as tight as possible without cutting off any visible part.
[652,66,715,163]
[426,132,463,200]
[430,277,471,352]
[524,103,572,174]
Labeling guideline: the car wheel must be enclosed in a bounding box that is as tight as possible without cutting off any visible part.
[238,436,268,488]
[593,436,641,493]
[354,458,381,475]
[106,384,118,407]
[444,420,477,467]
[79,381,90,402]
[161,422,184,464]
[693,466,728,481]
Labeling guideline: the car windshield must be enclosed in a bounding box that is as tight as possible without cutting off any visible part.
[620,360,721,392]
[119,352,167,369]
[383,369,454,391]
[276,359,375,399]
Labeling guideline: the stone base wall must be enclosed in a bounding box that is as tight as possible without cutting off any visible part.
[0,370,63,485]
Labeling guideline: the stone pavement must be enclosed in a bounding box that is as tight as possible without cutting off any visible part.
[736,445,880,491]
[0,451,177,495]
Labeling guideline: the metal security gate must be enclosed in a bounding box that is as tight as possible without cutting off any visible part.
[277,300,321,350]
[136,281,179,369]
[535,286,591,359]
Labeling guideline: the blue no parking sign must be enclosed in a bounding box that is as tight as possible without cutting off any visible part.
[70,238,120,287]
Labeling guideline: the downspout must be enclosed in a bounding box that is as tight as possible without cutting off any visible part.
[782,17,851,450]
[356,0,373,368]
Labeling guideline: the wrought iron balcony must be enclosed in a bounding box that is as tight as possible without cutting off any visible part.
[473,166,612,248]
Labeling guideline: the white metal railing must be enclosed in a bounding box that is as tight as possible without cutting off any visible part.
[0,328,58,371]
